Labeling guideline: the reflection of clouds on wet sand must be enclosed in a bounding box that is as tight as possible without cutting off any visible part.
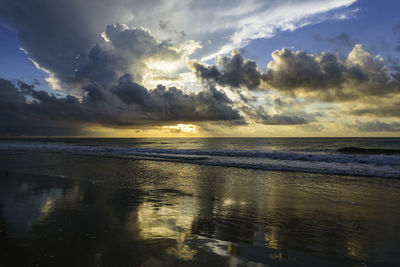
[0,175,69,234]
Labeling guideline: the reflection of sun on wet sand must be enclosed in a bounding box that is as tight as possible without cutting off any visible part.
[133,197,198,260]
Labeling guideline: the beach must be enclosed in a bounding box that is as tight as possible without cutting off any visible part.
[1,138,400,266]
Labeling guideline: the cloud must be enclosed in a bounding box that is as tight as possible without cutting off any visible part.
[240,105,312,125]
[202,0,357,60]
[192,44,400,102]
[257,114,309,125]
[348,101,400,117]
[0,76,243,136]
[189,50,261,90]
[297,123,324,132]
[75,24,183,87]
[348,120,400,132]
[0,78,85,135]
[265,44,399,101]
[189,54,318,125]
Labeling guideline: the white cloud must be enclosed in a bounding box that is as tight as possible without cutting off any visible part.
[200,0,357,60]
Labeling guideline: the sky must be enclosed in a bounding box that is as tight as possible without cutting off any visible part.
[0,0,399,137]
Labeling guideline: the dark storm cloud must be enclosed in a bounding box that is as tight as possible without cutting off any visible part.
[145,85,241,122]
[0,78,85,135]
[109,74,242,122]
[192,45,400,102]
[190,50,262,90]
[110,74,149,105]
[349,120,400,132]
[0,76,243,136]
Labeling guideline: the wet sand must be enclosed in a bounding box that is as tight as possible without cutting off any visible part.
[1,151,400,266]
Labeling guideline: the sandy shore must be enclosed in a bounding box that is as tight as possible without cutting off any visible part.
[1,150,400,266]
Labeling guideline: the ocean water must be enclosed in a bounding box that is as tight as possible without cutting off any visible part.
[1,138,400,266]
[1,137,400,178]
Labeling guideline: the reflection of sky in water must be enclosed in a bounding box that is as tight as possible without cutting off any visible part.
[1,151,400,266]
[134,198,199,260]
[0,179,63,234]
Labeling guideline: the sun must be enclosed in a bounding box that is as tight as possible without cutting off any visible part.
[163,124,197,134]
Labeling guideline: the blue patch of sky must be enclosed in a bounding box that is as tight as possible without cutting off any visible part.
[242,0,400,69]
[0,25,52,92]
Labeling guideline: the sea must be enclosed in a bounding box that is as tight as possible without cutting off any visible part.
[0,137,400,266]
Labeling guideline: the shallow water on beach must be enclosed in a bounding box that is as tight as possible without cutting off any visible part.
[1,149,400,266]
